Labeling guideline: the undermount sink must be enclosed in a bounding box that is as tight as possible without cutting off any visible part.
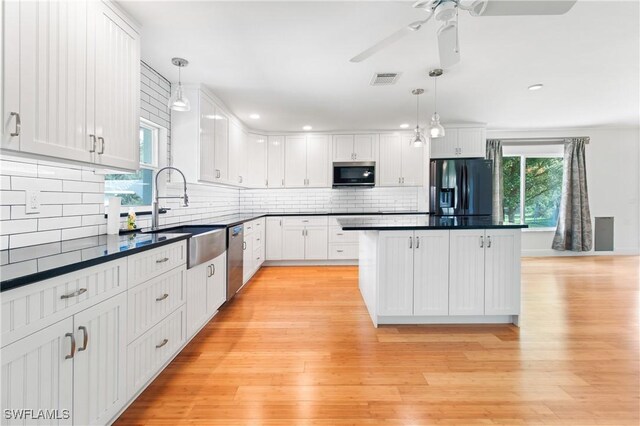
[144,225,226,268]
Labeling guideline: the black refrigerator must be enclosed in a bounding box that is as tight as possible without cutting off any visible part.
[429,159,493,216]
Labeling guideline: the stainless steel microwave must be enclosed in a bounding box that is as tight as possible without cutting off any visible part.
[332,162,375,187]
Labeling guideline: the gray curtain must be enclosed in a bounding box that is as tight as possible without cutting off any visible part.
[552,137,593,251]
[486,139,503,220]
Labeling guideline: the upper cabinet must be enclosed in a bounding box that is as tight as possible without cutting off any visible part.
[247,134,268,188]
[378,133,424,187]
[2,0,140,170]
[267,136,285,188]
[430,127,486,159]
[284,135,330,188]
[333,134,377,162]
[229,121,248,186]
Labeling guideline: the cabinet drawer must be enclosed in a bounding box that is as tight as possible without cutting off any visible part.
[328,243,359,260]
[283,216,328,227]
[127,266,186,343]
[254,229,264,250]
[329,226,358,243]
[127,305,187,398]
[128,241,186,288]
[1,259,127,348]
[253,246,264,267]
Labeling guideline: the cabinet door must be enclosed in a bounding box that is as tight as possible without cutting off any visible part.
[378,232,414,316]
[379,134,402,186]
[1,318,74,426]
[449,230,485,315]
[413,230,450,316]
[93,1,140,170]
[207,252,227,315]
[484,229,521,315]
[267,136,285,188]
[199,95,217,182]
[266,217,283,260]
[214,109,229,182]
[401,134,424,186]
[457,128,486,158]
[239,129,248,186]
[306,135,330,187]
[243,233,254,284]
[73,292,128,426]
[14,0,93,163]
[333,135,354,161]
[284,136,307,187]
[304,227,328,260]
[353,134,376,161]
[247,134,267,188]
[430,128,458,159]
[282,226,306,260]
[186,263,209,338]
[228,121,242,185]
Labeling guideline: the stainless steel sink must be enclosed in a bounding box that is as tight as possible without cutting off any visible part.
[143,225,226,268]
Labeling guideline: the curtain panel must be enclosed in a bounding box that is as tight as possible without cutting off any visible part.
[486,139,503,220]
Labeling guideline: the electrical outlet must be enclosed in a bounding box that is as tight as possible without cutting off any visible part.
[26,190,41,214]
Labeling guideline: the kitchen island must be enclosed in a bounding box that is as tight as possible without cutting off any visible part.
[338,215,527,327]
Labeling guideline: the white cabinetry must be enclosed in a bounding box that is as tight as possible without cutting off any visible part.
[2,0,140,170]
[207,253,227,315]
[281,217,328,260]
[285,135,330,188]
[267,136,285,188]
[229,121,248,186]
[247,134,268,188]
[266,217,284,260]
[243,218,265,283]
[430,127,486,159]
[328,217,359,260]
[333,134,377,161]
[186,252,227,338]
[378,134,423,186]
[377,232,414,316]
[449,229,486,315]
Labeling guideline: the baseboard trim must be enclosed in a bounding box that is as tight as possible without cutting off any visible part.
[521,248,639,257]
[263,259,358,266]
[376,314,519,326]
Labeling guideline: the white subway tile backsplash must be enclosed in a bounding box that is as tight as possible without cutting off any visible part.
[0,191,26,205]
[0,219,38,235]
[10,229,61,248]
[0,159,38,177]
[82,193,105,204]
[61,226,99,240]
[63,204,101,216]
[40,191,82,205]
[38,216,79,231]
[63,180,103,193]
[81,214,106,226]
[11,176,63,192]
[11,204,63,219]
[38,165,82,181]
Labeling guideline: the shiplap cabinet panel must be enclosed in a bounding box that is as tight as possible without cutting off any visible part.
[1,317,74,426]
[214,110,229,183]
[186,263,209,337]
[304,227,328,260]
[484,229,521,315]
[127,241,186,288]
[266,217,283,260]
[413,230,450,316]
[449,230,486,315]
[282,226,305,260]
[378,134,403,186]
[1,258,127,348]
[284,136,307,187]
[247,134,267,188]
[207,252,227,315]
[267,136,285,188]
[353,134,376,161]
[377,232,414,316]
[73,292,128,426]
[199,94,217,182]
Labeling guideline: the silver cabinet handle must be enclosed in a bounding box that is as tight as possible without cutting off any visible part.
[302,220,309,223]
[89,134,97,153]
[10,112,21,136]
[337,249,344,253]
[156,257,170,264]
[416,236,420,249]
[211,264,215,275]
[207,265,212,277]
[155,338,168,349]
[78,326,88,352]
[156,293,169,301]
[265,179,268,187]
[409,236,413,249]
[279,219,282,226]
[65,332,76,359]
[487,236,492,248]
[60,288,87,300]
[243,241,247,250]
[281,178,284,186]
[336,233,343,236]
[480,236,484,248]
[97,136,105,154]
[398,177,401,184]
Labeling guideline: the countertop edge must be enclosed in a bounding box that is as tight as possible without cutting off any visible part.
[341,225,529,231]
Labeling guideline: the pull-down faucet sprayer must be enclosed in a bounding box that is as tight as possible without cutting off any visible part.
[152,166,189,229]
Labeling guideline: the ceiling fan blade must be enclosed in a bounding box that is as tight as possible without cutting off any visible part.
[350,18,430,63]
[476,0,577,16]
[437,22,460,69]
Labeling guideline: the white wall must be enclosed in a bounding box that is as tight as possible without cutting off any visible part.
[488,127,640,256]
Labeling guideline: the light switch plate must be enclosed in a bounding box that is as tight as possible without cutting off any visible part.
[26,190,41,214]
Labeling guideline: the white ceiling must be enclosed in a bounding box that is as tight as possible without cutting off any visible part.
[121,0,639,132]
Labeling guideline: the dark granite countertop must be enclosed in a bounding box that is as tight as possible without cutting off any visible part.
[338,215,529,231]
[1,232,190,292]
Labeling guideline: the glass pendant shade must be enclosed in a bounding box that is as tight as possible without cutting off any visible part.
[169,83,190,112]
[412,125,425,147]
[429,113,445,138]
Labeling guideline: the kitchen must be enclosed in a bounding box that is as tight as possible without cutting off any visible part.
[1,1,639,425]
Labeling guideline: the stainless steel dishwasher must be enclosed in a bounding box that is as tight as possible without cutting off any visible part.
[226,224,244,301]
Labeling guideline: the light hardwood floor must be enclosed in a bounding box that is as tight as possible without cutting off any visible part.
[116,256,639,425]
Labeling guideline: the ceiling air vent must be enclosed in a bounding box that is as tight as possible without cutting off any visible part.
[370,72,400,86]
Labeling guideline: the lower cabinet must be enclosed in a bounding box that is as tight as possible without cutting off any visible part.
[449,229,486,315]
[206,253,227,317]
[281,217,328,260]
[243,218,265,283]
[266,217,283,260]
[186,252,227,338]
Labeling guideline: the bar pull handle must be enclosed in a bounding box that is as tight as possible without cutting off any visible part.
[89,134,97,153]
[487,236,491,248]
[409,236,413,249]
[156,293,169,302]
[156,338,168,349]
[78,326,89,352]
[60,288,87,300]
[97,137,105,154]
[211,264,215,275]
[156,257,170,264]
[10,112,21,136]
[243,241,247,250]
[65,332,76,359]
[416,236,420,249]
[480,236,484,248]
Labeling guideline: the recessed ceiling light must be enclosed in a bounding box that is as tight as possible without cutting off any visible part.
[302,125,312,131]
[400,123,410,129]
[249,113,260,119]
[528,83,544,91]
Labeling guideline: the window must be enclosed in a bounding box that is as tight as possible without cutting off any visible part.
[104,121,159,207]
[503,151,563,228]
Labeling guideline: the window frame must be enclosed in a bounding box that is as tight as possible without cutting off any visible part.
[503,152,564,232]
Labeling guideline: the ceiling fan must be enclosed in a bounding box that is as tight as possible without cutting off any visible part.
[349,0,578,68]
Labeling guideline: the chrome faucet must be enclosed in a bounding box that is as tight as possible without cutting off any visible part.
[152,166,189,229]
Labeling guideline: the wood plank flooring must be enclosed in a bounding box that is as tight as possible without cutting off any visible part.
[115,256,639,425]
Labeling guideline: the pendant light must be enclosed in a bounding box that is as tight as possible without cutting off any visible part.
[429,68,445,138]
[410,88,426,147]
[168,57,190,112]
